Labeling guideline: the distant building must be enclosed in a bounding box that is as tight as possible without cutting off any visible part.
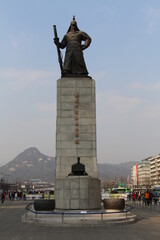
[131,158,151,189]
[131,164,138,187]
[150,154,160,186]
[28,179,54,192]
[138,158,151,187]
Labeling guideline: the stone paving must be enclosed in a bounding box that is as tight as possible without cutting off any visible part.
[0,200,160,240]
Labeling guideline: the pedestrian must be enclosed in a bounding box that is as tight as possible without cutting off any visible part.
[138,191,141,201]
[153,193,158,205]
[144,190,150,206]
[12,191,15,201]
[128,192,131,201]
[1,192,5,204]
[149,191,153,205]
[23,192,26,201]
[132,192,137,202]
[9,192,12,201]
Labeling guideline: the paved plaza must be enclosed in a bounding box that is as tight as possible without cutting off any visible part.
[0,200,160,240]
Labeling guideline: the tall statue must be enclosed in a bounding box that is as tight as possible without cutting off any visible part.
[53,17,91,77]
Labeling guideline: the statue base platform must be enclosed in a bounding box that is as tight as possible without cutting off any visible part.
[55,176,101,210]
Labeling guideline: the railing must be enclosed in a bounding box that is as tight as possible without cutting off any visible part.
[26,203,134,222]
[127,199,160,212]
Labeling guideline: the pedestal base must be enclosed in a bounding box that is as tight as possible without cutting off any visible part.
[55,176,101,210]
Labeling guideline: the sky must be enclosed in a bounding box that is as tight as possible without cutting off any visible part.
[1,0,160,166]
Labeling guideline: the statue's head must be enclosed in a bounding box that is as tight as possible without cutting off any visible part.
[67,16,80,32]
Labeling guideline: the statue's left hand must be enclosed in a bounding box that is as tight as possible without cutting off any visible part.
[81,45,86,50]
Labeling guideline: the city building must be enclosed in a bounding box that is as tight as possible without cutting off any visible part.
[150,154,160,186]
[131,158,151,189]
[131,164,138,187]
[138,158,151,187]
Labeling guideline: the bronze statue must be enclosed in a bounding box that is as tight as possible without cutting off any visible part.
[53,17,91,77]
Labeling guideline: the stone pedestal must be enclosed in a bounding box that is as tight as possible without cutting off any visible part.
[55,77,101,210]
[55,176,101,210]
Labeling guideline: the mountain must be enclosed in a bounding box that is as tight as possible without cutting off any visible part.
[0,147,137,183]
[0,147,55,183]
[98,161,138,180]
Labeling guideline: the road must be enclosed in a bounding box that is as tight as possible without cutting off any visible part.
[0,201,160,240]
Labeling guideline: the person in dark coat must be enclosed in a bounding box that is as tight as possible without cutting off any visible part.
[1,192,5,204]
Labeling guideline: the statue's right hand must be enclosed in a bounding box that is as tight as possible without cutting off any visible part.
[54,38,59,45]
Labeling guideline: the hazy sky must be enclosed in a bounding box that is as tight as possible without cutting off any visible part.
[1,0,160,166]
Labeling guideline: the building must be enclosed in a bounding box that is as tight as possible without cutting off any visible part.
[131,158,151,189]
[138,158,151,187]
[131,164,138,187]
[150,154,160,186]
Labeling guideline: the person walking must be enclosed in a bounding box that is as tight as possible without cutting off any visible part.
[1,192,5,204]
[144,190,150,206]
[9,192,12,201]
[138,191,141,201]
[149,191,153,205]
[132,192,137,202]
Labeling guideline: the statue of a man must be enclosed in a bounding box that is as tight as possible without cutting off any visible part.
[54,17,91,76]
